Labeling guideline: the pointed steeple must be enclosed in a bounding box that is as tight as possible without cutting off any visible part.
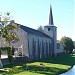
[49,4,54,25]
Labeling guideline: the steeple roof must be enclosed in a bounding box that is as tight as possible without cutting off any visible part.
[49,4,54,25]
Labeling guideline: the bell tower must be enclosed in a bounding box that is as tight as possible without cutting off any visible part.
[44,4,57,55]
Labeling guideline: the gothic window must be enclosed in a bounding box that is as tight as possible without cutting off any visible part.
[34,41,36,54]
[32,38,35,58]
[42,40,44,58]
[46,41,48,54]
[49,41,51,55]
[37,39,40,59]
[44,42,46,57]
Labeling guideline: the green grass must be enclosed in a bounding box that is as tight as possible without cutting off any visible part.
[0,54,75,75]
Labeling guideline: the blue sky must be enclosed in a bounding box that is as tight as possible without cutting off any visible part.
[0,0,74,40]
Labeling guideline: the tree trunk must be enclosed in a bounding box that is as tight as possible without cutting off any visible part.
[7,46,13,64]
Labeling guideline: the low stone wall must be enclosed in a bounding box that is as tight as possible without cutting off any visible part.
[13,57,27,63]
[1,56,28,65]
[1,58,10,65]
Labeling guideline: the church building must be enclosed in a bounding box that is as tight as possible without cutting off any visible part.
[0,5,64,60]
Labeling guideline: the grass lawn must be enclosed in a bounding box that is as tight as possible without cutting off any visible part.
[0,54,75,75]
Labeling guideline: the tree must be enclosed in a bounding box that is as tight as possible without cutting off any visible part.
[0,12,19,63]
[37,25,44,32]
[60,36,74,54]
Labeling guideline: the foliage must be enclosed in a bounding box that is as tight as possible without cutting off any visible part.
[60,36,74,54]
[37,25,44,32]
[0,12,19,63]
[1,25,19,45]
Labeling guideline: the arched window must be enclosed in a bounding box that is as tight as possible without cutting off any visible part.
[32,38,35,60]
[49,41,51,56]
[37,39,40,59]
[42,40,44,58]
[39,42,41,59]
[46,41,48,57]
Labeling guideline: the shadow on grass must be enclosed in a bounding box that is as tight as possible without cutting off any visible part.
[1,64,68,75]
[1,54,75,75]
[1,64,67,75]
[21,65,66,75]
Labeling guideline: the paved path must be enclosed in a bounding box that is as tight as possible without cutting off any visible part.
[61,65,75,75]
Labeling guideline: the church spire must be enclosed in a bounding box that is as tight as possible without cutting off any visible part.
[49,4,54,25]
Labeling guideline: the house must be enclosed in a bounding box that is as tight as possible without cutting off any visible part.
[0,5,64,60]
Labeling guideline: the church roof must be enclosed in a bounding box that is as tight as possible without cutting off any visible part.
[16,23,51,38]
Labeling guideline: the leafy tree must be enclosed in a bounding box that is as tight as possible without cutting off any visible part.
[0,12,19,63]
[60,36,74,54]
[37,25,44,32]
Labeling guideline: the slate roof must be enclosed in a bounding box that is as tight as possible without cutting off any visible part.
[21,25,51,38]
[16,23,51,38]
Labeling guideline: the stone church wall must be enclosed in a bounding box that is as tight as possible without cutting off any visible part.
[28,34,52,60]
[0,28,29,57]
[12,28,29,57]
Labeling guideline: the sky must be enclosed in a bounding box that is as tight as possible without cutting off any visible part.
[0,0,74,40]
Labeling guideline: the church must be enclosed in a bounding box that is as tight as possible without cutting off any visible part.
[0,5,64,60]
